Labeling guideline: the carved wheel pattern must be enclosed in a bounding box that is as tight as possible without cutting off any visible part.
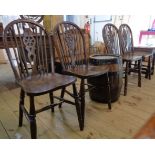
[65,32,76,67]
[23,28,36,64]
[65,33,75,51]
[104,25,120,55]
[106,27,116,53]
[121,27,132,51]
[122,28,128,50]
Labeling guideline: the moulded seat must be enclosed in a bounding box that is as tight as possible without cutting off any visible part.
[63,64,109,78]
[20,73,76,95]
[122,53,142,61]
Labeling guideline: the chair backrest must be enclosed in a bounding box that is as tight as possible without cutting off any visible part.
[4,19,54,83]
[119,24,134,54]
[53,21,87,71]
[102,23,121,55]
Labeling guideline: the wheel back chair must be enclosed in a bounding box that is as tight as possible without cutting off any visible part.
[53,21,111,130]
[4,19,82,139]
[102,23,142,96]
[119,24,154,80]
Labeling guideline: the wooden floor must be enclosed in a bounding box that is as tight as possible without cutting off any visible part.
[0,63,155,139]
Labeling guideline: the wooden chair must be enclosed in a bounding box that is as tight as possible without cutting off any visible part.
[102,23,142,96]
[4,19,82,139]
[119,24,153,80]
[53,21,111,130]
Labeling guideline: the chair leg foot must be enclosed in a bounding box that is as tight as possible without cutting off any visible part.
[124,79,127,96]
[124,61,129,96]
[108,103,111,110]
[80,126,84,131]
[138,59,142,87]
[19,89,25,127]
[30,118,37,139]
[148,57,151,80]
[29,96,37,139]
[59,87,66,108]
[80,79,85,130]
[49,92,54,112]
[72,84,83,131]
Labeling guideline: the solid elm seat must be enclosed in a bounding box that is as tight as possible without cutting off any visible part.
[63,64,109,78]
[20,73,76,95]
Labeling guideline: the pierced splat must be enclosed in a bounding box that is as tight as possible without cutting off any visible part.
[65,32,76,67]
[23,28,37,74]
[106,31,117,53]
[103,24,121,55]
[121,29,128,50]
[121,28,132,52]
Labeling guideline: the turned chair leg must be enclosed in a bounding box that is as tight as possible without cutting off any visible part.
[79,79,85,130]
[59,87,66,108]
[138,59,142,87]
[29,96,37,139]
[124,61,129,96]
[151,54,155,75]
[128,61,131,75]
[72,83,83,130]
[145,56,151,79]
[106,73,111,109]
[49,92,54,112]
[19,89,25,127]
[148,56,151,80]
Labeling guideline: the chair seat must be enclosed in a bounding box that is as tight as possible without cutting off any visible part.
[63,64,109,79]
[133,51,153,58]
[122,50,153,58]
[122,53,142,61]
[19,73,76,95]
